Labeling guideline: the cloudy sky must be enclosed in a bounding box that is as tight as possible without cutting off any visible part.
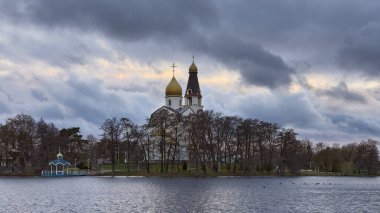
[1,0,380,144]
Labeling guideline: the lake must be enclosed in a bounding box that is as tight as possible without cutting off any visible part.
[0,176,379,212]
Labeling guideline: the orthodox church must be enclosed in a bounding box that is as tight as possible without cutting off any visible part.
[152,59,203,117]
[149,59,203,162]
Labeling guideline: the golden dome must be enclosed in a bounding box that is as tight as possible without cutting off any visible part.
[165,77,182,97]
[189,62,198,73]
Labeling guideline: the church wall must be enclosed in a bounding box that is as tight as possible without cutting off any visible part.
[184,96,203,112]
[165,96,182,110]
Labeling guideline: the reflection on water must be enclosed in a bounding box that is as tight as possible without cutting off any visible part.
[0,176,379,212]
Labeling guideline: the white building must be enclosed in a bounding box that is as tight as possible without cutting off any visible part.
[152,59,203,117]
[149,59,204,162]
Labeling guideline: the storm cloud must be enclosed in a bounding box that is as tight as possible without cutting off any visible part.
[316,81,366,103]
[0,0,295,88]
[193,35,295,88]
[338,21,380,76]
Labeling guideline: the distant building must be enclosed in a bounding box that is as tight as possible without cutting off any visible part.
[0,146,21,174]
[46,150,71,175]
[41,150,88,176]
[97,158,112,164]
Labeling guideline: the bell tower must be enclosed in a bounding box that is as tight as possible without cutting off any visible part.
[184,57,203,112]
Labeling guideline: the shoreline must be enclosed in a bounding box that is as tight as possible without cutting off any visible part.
[1,172,379,177]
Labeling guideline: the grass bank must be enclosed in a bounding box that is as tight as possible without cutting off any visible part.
[93,164,378,177]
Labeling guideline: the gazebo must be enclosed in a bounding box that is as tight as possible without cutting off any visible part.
[48,150,71,175]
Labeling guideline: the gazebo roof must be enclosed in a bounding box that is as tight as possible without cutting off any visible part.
[49,159,71,166]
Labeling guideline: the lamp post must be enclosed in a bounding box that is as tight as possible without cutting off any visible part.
[75,158,77,175]
[87,159,90,175]
[102,159,104,174]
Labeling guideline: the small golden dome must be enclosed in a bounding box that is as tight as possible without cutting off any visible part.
[189,62,198,73]
[165,77,182,97]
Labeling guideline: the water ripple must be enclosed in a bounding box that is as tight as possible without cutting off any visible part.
[0,176,379,212]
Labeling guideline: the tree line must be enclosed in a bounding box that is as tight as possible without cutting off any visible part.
[144,110,379,175]
[0,114,90,174]
[0,112,379,175]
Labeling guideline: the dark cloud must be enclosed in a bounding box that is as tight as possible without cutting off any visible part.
[327,113,380,135]
[338,21,380,76]
[316,81,366,103]
[221,0,380,37]
[46,74,156,126]
[191,35,295,88]
[225,92,323,129]
[222,1,380,79]
[223,89,380,140]
[27,74,125,126]
[22,0,218,41]
[0,92,11,113]
[56,77,124,125]
[30,89,48,102]
[0,0,295,88]
[32,103,65,121]
[0,89,13,103]
[369,89,380,102]
[295,74,314,91]
[3,0,380,86]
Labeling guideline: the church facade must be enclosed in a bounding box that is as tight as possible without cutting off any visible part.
[148,59,203,163]
[152,60,203,117]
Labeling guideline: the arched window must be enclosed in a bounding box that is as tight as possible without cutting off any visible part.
[188,97,192,106]
[188,89,192,95]
[168,99,171,106]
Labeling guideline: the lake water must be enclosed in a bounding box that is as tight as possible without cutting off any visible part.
[0,176,379,212]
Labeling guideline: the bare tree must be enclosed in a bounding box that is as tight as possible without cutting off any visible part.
[59,127,86,165]
[4,114,36,174]
[183,113,202,173]
[120,117,137,173]
[356,139,379,175]
[213,113,224,172]
[0,111,378,176]
[149,110,176,173]
[277,129,302,175]
[239,119,255,173]
[35,119,60,169]
[0,124,12,168]
[137,123,151,173]
[101,117,121,173]
[86,134,98,170]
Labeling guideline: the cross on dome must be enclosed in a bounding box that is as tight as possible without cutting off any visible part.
[171,63,177,77]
